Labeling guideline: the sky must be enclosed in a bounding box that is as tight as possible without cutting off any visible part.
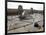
[7,2,43,10]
